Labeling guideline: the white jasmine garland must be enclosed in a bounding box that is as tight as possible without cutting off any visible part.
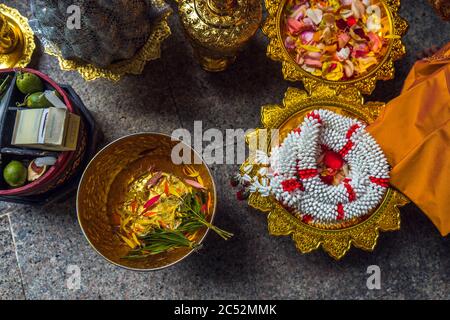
[249,109,390,224]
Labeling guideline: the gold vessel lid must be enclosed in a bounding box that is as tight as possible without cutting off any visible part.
[262,0,408,95]
[0,4,35,68]
[179,0,262,50]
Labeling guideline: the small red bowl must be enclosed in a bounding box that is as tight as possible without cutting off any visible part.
[0,68,76,196]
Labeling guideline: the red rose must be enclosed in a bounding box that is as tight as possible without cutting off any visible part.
[323,151,344,170]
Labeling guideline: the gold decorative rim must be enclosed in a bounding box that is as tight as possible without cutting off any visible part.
[44,2,172,82]
[262,0,408,95]
[241,86,409,259]
[0,4,35,68]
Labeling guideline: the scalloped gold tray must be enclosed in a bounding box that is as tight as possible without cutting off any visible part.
[44,1,172,82]
[262,0,408,95]
[241,86,409,259]
[0,4,35,68]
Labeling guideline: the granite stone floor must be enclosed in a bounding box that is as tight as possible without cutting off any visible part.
[0,0,449,300]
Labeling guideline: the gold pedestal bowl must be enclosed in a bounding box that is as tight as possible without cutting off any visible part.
[262,0,408,95]
[0,4,35,68]
[77,133,217,271]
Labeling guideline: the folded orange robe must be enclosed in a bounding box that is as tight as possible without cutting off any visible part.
[368,43,450,236]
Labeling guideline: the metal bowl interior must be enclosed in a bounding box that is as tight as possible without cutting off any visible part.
[77,133,217,271]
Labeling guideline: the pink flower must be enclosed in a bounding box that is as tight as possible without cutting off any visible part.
[352,43,369,58]
[284,36,296,50]
[367,32,382,53]
[286,18,304,35]
[304,58,322,68]
[305,51,322,59]
[290,5,306,20]
[338,33,350,48]
[303,17,315,27]
[301,31,314,44]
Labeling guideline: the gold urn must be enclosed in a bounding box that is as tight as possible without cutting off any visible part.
[0,4,35,68]
[177,0,262,71]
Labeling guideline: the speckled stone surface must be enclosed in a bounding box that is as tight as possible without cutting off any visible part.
[0,215,25,299]
[0,0,449,300]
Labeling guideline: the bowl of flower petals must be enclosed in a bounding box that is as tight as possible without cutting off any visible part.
[77,133,232,270]
[263,0,407,93]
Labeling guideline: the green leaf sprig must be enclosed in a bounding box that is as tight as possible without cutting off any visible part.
[122,191,232,259]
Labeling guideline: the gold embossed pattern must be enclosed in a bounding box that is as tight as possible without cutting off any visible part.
[242,86,409,259]
[177,0,262,70]
[262,0,408,95]
[178,0,261,51]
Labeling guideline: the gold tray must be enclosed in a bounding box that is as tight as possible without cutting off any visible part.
[262,0,408,95]
[241,86,409,259]
[0,4,35,68]
[44,0,172,82]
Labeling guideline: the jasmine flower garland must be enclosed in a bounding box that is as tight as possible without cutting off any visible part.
[236,109,390,225]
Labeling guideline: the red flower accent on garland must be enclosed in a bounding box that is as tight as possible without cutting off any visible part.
[281,178,304,192]
[306,111,322,123]
[369,176,390,187]
[337,203,345,220]
[319,174,334,185]
[292,127,301,134]
[323,150,344,170]
[339,140,354,157]
[302,214,313,224]
[297,168,319,179]
[343,181,356,202]
[346,124,360,139]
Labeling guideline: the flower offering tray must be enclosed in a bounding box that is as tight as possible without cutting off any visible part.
[240,86,409,259]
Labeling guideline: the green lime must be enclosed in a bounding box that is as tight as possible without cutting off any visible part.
[23,92,51,108]
[3,160,27,187]
[16,72,44,94]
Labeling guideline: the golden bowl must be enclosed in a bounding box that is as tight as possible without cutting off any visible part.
[262,0,408,95]
[0,4,35,68]
[242,86,409,259]
[77,133,217,271]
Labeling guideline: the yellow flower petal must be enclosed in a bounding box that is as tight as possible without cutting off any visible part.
[322,61,344,81]
[299,44,322,52]
[119,234,137,249]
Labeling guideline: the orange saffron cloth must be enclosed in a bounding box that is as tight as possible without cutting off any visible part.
[367,43,450,236]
